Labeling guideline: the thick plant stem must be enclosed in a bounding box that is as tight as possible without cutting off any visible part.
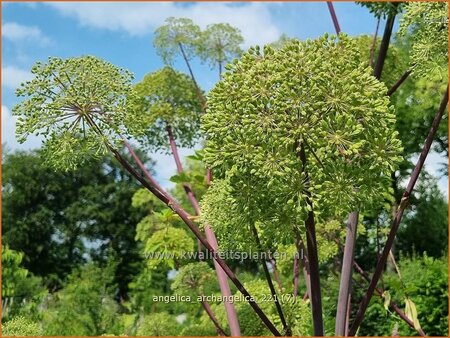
[298,145,324,336]
[326,2,341,34]
[165,125,241,336]
[204,227,241,336]
[293,254,299,297]
[348,86,449,336]
[123,140,168,195]
[201,300,228,336]
[373,6,398,79]
[250,224,290,335]
[352,261,426,336]
[295,235,311,300]
[335,212,359,336]
[166,125,201,213]
[108,146,281,336]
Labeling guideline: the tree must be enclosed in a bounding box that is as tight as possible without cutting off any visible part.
[2,149,146,296]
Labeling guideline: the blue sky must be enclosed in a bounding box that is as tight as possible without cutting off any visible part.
[1,1,447,194]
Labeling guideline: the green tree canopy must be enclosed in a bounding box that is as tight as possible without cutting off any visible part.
[2,149,146,295]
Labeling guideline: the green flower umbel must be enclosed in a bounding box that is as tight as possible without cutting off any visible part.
[13,56,138,170]
[202,34,403,226]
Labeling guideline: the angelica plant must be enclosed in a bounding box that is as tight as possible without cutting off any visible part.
[203,34,402,223]
[196,23,244,78]
[13,56,140,170]
[202,33,403,335]
[399,1,448,80]
[134,66,202,152]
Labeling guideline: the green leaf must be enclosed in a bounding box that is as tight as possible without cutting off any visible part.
[382,290,391,312]
[169,172,190,183]
[405,298,421,330]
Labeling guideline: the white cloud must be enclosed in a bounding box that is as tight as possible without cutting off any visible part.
[2,22,50,45]
[46,2,280,46]
[2,65,33,90]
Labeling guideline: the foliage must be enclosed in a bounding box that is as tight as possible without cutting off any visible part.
[399,2,448,80]
[132,188,159,210]
[41,263,123,336]
[153,17,201,65]
[170,155,209,212]
[196,23,244,73]
[398,174,448,257]
[358,255,448,336]
[2,246,29,299]
[171,262,218,297]
[389,46,448,164]
[133,67,203,152]
[2,316,41,336]
[136,312,181,336]
[142,227,194,270]
[2,246,47,320]
[233,279,312,336]
[2,150,145,295]
[13,56,140,171]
